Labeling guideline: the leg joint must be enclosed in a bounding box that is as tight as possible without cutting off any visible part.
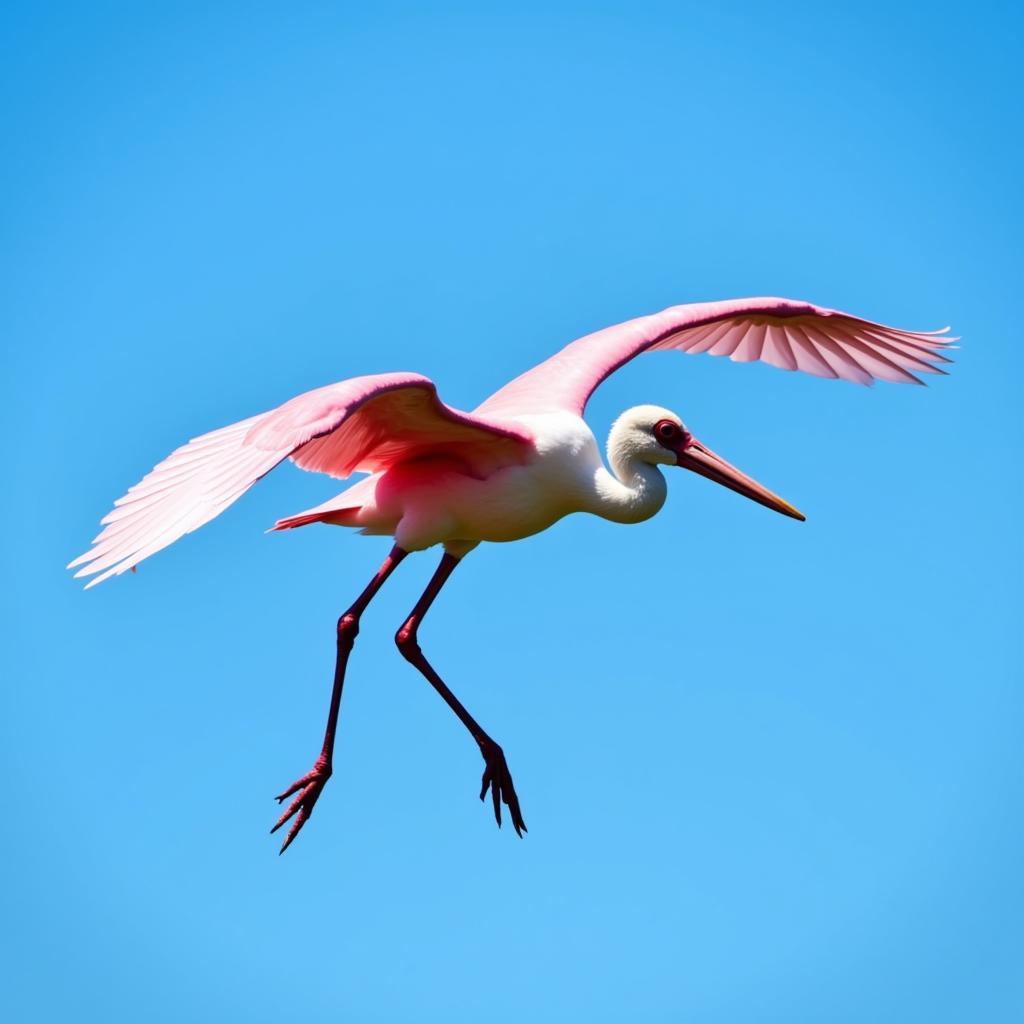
[336,612,360,642]
[394,622,419,660]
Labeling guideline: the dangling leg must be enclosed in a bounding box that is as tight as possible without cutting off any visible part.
[395,549,527,836]
[272,544,407,853]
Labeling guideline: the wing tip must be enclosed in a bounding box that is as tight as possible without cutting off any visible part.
[82,563,130,589]
[70,552,137,587]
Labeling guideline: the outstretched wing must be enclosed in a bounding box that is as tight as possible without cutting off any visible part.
[70,372,532,588]
[476,297,955,417]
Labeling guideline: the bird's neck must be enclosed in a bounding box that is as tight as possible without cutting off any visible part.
[590,455,668,525]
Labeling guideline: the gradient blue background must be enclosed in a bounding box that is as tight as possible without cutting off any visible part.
[3,3,1021,1021]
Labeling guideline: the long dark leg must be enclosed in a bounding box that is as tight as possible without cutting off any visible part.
[272,544,407,853]
[395,552,527,836]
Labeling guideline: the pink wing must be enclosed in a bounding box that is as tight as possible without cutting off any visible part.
[476,297,955,417]
[70,372,532,588]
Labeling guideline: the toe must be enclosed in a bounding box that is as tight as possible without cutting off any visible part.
[270,785,310,834]
[278,807,309,854]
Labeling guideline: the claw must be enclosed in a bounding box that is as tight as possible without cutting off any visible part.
[278,808,310,855]
[270,759,331,854]
[478,742,526,837]
[281,809,308,852]
[270,785,310,833]
[507,789,526,837]
[274,778,306,803]
[491,775,502,827]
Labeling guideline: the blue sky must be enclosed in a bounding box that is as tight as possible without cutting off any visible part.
[3,2,1021,1021]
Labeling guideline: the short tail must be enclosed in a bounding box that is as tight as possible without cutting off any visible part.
[272,505,362,531]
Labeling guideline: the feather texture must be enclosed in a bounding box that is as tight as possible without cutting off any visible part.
[477,297,955,416]
[70,374,531,586]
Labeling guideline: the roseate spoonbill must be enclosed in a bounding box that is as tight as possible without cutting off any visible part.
[70,297,953,851]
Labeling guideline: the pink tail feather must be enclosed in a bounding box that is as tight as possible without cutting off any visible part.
[272,506,362,531]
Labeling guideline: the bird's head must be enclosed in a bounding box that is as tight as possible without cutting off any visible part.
[609,405,805,521]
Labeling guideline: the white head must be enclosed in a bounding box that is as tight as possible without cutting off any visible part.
[607,404,688,476]
[607,404,806,521]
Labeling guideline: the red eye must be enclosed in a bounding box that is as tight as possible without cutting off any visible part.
[654,419,680,442]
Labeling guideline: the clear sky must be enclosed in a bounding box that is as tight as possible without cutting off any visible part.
[3,2,1021,1021]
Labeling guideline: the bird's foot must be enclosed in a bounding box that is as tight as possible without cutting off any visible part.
[479,740,527,837]
[271,754,332,854]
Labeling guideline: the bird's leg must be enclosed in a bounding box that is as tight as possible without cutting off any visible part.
[272,544,408,853]
[395,552,527,836]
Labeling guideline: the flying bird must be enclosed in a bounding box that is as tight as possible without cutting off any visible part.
[69,297,953,851]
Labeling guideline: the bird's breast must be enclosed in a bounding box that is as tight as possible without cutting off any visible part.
[387,412,602,547]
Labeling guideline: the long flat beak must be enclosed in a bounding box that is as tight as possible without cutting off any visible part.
[675,437,805,521]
